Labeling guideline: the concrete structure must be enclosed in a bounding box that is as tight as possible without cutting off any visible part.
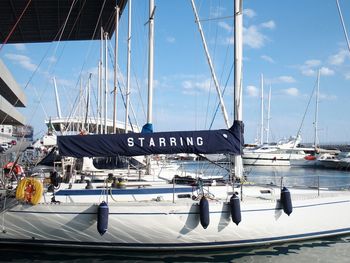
[0,59,26,123]
[0,59,27,144]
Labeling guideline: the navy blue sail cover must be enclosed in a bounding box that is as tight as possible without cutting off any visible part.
[57,121,244,158]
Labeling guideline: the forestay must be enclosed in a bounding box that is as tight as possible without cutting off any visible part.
[57,121,244,158]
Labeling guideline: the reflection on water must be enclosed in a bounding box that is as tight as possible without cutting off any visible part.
[246,166,350,190]
[181,161,350,190]
[1,235,350,262]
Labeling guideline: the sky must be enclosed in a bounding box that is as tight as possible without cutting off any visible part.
[1,0,350,144]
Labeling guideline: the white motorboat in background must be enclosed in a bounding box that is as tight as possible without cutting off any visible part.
[242,135,307,166]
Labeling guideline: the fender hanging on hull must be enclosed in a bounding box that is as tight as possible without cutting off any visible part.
[230,194,241,225]
[281,187,293,216]
[97,201,109,235]
[199,196,210,229]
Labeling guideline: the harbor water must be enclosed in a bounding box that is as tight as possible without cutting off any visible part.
[1,163,350,262]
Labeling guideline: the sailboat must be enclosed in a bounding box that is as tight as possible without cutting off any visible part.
[242,75,307,166]
[1,0,350,251]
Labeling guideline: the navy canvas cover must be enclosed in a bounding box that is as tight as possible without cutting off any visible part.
[57,121,244,158]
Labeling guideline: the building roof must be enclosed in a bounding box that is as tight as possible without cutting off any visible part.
[0,0,128,44]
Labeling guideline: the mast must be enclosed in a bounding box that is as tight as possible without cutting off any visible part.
[260,73,264,145]
[266,85,271,144]
[314,69,320,148]
[147,0,155,127]
[125,0,132,134]
[144,0,155,176]
[113,5,120,133]
[104,32,109,134]
[99,27,104,134]
[234,0,244,179]
[190,0,230,128]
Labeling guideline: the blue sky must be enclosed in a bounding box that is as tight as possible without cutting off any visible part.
[1,0,350,144]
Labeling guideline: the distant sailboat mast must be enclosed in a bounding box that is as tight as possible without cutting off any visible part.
[266,85,271,144]
[53,76,63,134]
[53,77,62,119]
[104,31,109,134]
[260,73,264,145]
[314,69,320,148]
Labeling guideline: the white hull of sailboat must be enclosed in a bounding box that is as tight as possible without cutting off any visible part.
[2,187,350,250]
[243,153,305,166]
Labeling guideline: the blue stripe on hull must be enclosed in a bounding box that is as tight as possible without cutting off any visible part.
[0,227,350,251]
[55,187,196,196]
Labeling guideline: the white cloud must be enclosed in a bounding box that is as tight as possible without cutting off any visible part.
[301,68,316,76]
[47,56,57,63]
[278,76,296,83]
[261,55,275,63]
[345,72,350,80]
[267,75,296,84]
[166,36,175,43]
[182,78,212,94]
[260,20,276,30]
[55,77,74,88]
[300,59,322,77]
[243,25,266,49]
[243,9,256,18]
[320,67,334,76]
[5,53,37,71]
[328,49,350,65]
[319,93,337,100]
[305,59,321,67]
[246,85,258,97]
[210,6,226,18]
[283,87,299,96]
[13,44,26,51]
[225,19,275,49]
[218,21,232,32]
[242,20,275,49]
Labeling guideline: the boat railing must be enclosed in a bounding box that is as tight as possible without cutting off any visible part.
[245,175,350,195]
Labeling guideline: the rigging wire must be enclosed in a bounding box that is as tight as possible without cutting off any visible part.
[209,62,234,130]
[336,0,350,55]
[58,0,108,134]
[204,0,219,130]
[293,73,320,148]
[0,0,32,53]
